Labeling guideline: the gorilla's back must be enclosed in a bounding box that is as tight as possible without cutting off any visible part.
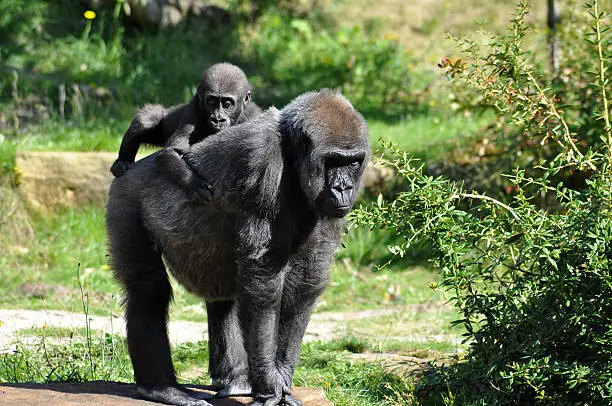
[107,107,283,301]
[108,153,240,300]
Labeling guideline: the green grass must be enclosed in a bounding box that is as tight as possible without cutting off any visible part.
[0,336,417,405]
[0,205,448,318]
[0,207,111,312]
[0,333,132,383]
[0,118,125,153]
[321,263,441,312]
[367,111,494,159]
[16,326,98,339]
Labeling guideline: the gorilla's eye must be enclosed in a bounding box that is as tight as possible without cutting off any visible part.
[222,100,234,109]
[326,155,364,170]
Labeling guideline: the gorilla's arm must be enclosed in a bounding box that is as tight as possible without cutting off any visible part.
[163,99,200,151]
[111,104,166,177]
[236,217,288,403]
[111,103,189,178]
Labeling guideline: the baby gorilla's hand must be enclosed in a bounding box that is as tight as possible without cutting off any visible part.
[110,159,132,178]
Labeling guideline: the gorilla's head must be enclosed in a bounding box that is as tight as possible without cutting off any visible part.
[280,89,370,218]
[197,63,253,132]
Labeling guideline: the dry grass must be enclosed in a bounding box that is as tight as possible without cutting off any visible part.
[329,0,547,64]
[0,180,34,251]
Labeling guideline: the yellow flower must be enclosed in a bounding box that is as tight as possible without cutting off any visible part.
[102,265,110,270]
[428,282,439,289]
[84,10,96,20]
[383,32,399,41]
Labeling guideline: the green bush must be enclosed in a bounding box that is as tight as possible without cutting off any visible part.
[0,1,46,60]
[354,1,612,404]
[433,0,612,201]
[236,10,431,115]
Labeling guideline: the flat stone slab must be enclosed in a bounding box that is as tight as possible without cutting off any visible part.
[0,382,332,405]
[15,151,117,213]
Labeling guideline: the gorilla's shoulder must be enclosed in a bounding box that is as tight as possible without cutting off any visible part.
[246,107,280,133]
[225,107,281,150]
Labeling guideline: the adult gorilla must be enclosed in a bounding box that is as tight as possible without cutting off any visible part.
[106,89,370,406]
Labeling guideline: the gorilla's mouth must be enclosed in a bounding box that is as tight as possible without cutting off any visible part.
[210,120,230,130]
[329,205,352,218]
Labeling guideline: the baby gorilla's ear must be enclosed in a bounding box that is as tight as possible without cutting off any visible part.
[244,91,252,107]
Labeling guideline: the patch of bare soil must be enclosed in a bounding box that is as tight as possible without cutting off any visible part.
[0,302,459,357]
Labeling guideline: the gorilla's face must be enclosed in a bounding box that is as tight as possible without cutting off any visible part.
[203,93,243,132]
[280,89,371,219]
[311,149,366,218]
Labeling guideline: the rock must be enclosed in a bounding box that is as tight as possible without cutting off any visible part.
[160,5,183,28]
[15,151,117,213]
[0,382,333,405]
[84,1,228,29]
[0,181,35,248]
[362,163,396,195]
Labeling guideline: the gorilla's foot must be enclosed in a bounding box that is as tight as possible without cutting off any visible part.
[185,175,215,203]
[248,393,302,406]
[136,385,213,406]
[215,375,252,398]
[281,394,303,406]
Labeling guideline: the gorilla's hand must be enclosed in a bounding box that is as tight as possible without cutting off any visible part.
[249,368,298,406]
[110,159,132,178]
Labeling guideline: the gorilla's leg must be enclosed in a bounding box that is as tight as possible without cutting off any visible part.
[205,300,251,398]
[155,148,214,203]
[237,262,286,405]
[268,265,329,406]
[108,204,212,406]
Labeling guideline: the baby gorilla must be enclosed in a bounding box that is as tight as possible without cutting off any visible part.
[110,62,262,178]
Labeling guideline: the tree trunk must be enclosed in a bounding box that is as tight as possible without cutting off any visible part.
[548,0,561,75]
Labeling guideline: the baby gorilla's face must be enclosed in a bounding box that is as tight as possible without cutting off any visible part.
[204,94,240,131]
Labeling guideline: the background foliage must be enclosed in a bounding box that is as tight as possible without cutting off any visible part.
[1,0,611,405]
[354,1,612,403]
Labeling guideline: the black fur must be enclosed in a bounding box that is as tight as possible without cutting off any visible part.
[106,90,370,406]
[110,62,262,178]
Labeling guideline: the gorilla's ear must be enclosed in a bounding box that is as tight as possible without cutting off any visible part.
[244,91,252,107]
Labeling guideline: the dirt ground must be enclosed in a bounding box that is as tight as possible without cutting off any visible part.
[0,303,458,351]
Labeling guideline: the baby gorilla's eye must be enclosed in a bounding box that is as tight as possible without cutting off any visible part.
[222,100,233,109]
